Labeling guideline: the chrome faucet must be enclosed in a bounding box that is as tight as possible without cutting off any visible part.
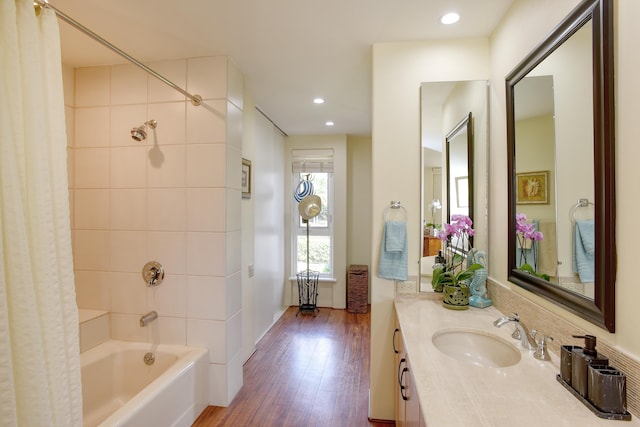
[140,311,158,327]
[493,313,537,350]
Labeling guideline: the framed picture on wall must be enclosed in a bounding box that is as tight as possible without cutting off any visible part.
[516,170,549,204]
[242,158,252,199]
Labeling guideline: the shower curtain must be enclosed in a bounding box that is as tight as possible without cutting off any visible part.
[0,1,82,426]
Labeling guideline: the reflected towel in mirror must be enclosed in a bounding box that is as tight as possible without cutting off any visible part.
[573,220,595,283]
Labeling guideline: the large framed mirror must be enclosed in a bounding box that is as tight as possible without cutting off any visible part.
[420,81,489,290]
[506,0,615,331]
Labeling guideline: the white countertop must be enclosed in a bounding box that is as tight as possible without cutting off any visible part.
[394,294,638,427]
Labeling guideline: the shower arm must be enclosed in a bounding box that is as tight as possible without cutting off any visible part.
[35,0,202,107]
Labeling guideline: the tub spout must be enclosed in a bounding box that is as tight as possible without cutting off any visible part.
[140,311,158,327]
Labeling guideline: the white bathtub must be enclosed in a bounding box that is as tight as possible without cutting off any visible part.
[81,340,208,427]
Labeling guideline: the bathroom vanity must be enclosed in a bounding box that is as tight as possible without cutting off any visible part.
[393,294,639,426]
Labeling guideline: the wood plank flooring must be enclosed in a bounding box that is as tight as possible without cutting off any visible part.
[192,306,393,427]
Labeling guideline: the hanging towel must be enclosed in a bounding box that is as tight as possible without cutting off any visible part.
[573,220,595,283]
[385,220,407,253]
[378,221,408,281]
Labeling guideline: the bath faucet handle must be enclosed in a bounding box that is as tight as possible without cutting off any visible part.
[531,329,554,361]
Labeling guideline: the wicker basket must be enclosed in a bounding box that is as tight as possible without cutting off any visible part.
[347,265,369,314]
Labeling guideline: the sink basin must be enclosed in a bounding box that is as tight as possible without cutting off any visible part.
[432,328,521,368]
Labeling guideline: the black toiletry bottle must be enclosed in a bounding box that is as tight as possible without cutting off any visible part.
[571,335,608,398]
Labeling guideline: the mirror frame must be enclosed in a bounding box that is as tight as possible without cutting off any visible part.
[506,0,615,331]
[445,112,474,229]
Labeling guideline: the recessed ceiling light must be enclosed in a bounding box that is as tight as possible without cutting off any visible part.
[313,98,325,104]
[440,12,460,25]
[325,121,334,126]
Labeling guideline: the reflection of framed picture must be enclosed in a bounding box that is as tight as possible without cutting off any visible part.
[242,158,251,199]
[455,176,469,208]
[516,170,548,204]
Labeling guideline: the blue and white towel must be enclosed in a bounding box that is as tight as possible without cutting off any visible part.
[573,220,595,283]
[378,220,408,281]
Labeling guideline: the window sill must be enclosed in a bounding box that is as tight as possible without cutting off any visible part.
[288,276,336,284]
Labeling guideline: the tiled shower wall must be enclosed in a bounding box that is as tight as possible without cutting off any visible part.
[66,56,244,406]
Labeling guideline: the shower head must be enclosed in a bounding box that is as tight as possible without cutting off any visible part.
[131,119,157,141]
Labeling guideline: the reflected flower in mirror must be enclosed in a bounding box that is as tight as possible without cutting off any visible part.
[515,213,549,280]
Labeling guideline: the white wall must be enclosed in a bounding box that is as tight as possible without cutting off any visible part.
[370,38,490,420]
[347,135,373,301]
[252,111,287,342]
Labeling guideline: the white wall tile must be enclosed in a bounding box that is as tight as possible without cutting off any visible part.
[147,231,186,275]
[226,352,244,407]
[79,313,110,353]
[147,60,187,103]
[75,107,110,148]
[65,105,75,148]
[75,66,110,107]
[227,102,242,150]
[186,144,226,187]
[187,56,227,101]
[147,274,186,317]
[226,189,241,232]
[74,148,110,188]
[187,319,226,363]
[186,188,225,231]
[62,65,75,108]
[226,311,242,362]
[147,102,186,145]
[147,145,185,188]
[147,189,185,231]
[75,189,110,230]
[74,270,111,310]
[111,64,148,105]
[111,189,147,230]
[225,231,241,275]
[110,104,147,147]
[226,146,242,192]
[111,146,147,188]
[187,275,226,320]
[149,316,186,345]
[110,272,146,314]
[111,313,148,342]
[110,231,147,273]
[226,272,242,319]
[186,100,226,144]
[186,232,226,276]
[73,230,110,271]
[67,148,75,193]
[207,363,228,406]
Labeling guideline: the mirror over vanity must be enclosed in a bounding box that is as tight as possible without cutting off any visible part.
[506,0,615,331]
[420,80,489,290]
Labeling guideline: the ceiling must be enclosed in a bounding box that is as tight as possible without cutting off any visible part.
[51,0,515,136]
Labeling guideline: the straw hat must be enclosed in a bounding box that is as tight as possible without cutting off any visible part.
[298,195,322,220]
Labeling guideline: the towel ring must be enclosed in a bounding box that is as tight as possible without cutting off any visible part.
[571,198,594,222]
[384,201,407,222]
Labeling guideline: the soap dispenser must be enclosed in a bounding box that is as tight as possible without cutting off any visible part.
[571,335,608,398]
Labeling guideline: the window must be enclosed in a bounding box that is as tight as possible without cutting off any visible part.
[292,149,333,277]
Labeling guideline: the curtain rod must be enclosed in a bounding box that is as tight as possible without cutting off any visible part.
[35,0,202,106]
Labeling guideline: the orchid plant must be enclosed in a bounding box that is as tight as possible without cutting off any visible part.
[515,213,549,280]
[431,214,483,291]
